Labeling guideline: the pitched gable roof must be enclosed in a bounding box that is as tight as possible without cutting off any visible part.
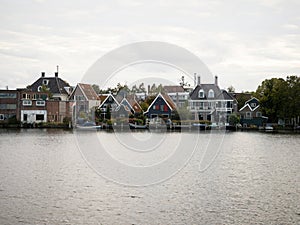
[98,93,120,108]
[163,85,185,93]
[217,89,235,100]
[239,97,260,112]
[145,93,176,113]
[29,75,71,95]
[78,83,99,100]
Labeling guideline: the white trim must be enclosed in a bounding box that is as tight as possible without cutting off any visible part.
[98,94,120,109]
[144,93,173,114]
[239,103,260,112]
[119,98,134,112]
[245,97,259,104]
[77,84,88,101]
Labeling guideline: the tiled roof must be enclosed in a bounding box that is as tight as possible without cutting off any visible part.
[29,75,71,95]
[78,83,99,100]
[163,85,185,93]
[189,84,221,100]
[161,93,176,110]
[217,90,235,100]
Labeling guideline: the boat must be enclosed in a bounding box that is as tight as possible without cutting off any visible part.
[76,121,102,131]
[129,123,148,130]
[192,123,208,130]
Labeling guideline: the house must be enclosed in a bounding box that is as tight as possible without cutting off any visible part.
[116,94,143,115]
[98,93,120,120]
[163,85,190,108]
[239,97,267,127]
[28,71,72,101]
[0,89,19,122]
[144,93,176,119]
[18,89,49,123]
[69,83,100,122]
[188,76,236,123]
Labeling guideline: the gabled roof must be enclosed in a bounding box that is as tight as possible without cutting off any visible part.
[189,84,221,100]
[29,75,71,95]
[98,93,120,108]
[119,97,134,112]
[77,83,99,100]
[239,97,260,112]
[163,85,185,93]
[217,89,235,100]
[144,93,176,113]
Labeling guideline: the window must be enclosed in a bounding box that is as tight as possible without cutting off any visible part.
[36,100,45,106]
[22,100,32,106]
[256,112,262,117]
[36,114,44,121]
[208,89,214,98]
[199,102,204,109]
[23,114,27,121]
[38,86,42,92]
[246,112,251,118]
[153,105,156,110]
[0,93,17,98]
[0,114,4,120]
[42,79,49,85]
[160,105,164,111]
[0,104,16,109]
[251,103,257,107]
[198,89,204,98]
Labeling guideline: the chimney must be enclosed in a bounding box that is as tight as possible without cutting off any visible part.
[55,72,58,77]
[215,75,218,86]
[41,72,45,77]
[148,85,150,94]
[197,76,201,85]
[194,73,197,86]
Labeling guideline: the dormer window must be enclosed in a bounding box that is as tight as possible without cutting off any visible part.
[198,89,204,98]
[208,89,214,98]
[43,79,49,85]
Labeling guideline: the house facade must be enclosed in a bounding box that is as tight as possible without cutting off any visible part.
[239,97,267,127]
[28,72,72,101]
[69,83,100,122]
[163,85,190,108]
[18,89,49,123]
[0,89,19,122]
[144,93,176,119]
[188,76,236,124]
[98,94,120,120]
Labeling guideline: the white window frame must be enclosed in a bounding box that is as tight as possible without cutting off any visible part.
[36,100,45,106]
[208,89,214,98]
[22,100,32,106]
[198,89,204,98]
[43,79,49,85]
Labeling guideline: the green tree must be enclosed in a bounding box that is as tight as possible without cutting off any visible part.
[227,85,235,93]
[92,84,100,94]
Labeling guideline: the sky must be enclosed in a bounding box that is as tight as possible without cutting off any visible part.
[0,0,299,92]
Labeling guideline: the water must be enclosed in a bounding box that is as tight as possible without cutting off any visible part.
[0,129,299,224]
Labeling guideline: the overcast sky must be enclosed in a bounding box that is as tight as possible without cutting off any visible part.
[0,0,299,91]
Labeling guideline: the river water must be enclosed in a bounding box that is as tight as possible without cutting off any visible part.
[0,129,299,224]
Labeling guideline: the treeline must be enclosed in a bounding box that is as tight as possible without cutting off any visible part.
[254,76,300,124]
[92,82,167,95]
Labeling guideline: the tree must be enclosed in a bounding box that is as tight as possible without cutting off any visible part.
[255,76,300,124]
[40,84,52,99]
[227,85,235,93]
[138,83,146,93]
[92,84,100,94]
[228,113,240,126]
